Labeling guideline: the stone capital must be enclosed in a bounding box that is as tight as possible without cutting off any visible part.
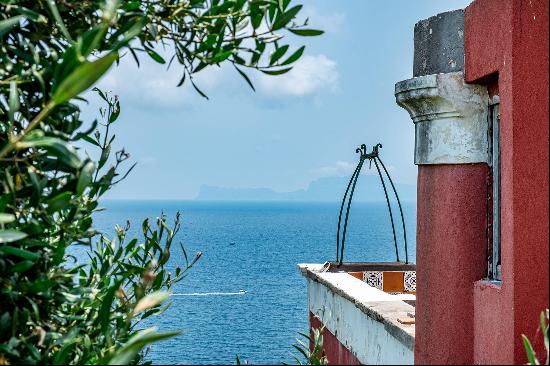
[395,72,488,165]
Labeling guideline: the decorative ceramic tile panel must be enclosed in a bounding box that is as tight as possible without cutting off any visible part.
[404,271,416,292]
[363,271,383,290]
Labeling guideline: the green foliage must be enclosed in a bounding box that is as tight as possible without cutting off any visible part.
[0,86,201,365]
[288,327,328,366]
[1,0,319,364]
[522,309,549,365]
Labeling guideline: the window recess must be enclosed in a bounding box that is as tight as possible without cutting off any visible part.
[487,96,501,281]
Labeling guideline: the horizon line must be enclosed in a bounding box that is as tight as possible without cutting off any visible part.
[100,198,418,203]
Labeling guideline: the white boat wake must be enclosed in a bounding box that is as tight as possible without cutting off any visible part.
[170,290,247,297]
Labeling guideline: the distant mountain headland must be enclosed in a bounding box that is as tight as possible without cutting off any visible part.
[195,176,416,202]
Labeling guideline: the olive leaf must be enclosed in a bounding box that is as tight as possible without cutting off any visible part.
[52,52,118,105]
[0,16,24,37]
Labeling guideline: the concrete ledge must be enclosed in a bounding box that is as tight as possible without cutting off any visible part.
[299,263,415,364]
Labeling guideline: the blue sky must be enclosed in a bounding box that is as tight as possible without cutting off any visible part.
[81,0,471,200]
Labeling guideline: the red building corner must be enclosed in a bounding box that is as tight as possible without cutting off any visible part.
[300,1,548,364]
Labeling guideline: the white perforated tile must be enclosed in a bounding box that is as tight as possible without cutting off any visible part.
[404,271,416,292]
[363,271,383,290]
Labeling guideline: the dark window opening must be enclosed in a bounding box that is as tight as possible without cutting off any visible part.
[487,96,501,281]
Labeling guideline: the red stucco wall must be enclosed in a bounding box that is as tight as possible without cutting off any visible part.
[309,313,361,365]
[415,164,489,364]
[465,0,549,364]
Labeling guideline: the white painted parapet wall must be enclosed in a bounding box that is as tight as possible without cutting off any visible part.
[299,264,415,365]
[395,72,489,165]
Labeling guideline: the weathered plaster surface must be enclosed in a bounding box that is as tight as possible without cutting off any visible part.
[310,312,362,365]
[395,72,488,165]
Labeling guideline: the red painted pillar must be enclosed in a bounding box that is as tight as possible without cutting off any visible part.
[416,165,488,364]
[396,72,490,365]
[395,10,491,364]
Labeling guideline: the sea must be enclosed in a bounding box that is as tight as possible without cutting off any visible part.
[91,200,416,365]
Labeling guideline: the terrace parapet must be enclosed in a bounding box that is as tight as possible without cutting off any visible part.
[298,263,416,365]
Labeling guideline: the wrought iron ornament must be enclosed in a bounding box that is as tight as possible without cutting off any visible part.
[336,143,409,265]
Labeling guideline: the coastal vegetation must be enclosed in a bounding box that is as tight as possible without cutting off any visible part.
[522,309,549,365]
[0,0,321,363]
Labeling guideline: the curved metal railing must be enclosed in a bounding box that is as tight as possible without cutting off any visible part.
[336,143,408,265]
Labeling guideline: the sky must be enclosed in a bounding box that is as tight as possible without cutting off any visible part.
[80,0,471,200]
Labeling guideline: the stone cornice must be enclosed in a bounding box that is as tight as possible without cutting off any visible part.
[395,72,488,165]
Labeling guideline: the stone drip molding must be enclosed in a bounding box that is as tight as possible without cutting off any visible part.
[395,71,488,165]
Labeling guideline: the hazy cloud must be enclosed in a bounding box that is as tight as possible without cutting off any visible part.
[256,54,339,97]
[96,49,226,108]
[311,160,395,179]
[311,160,356,178]
[90,4,343,107]
[94,51,338,107]
[301,6,346,35]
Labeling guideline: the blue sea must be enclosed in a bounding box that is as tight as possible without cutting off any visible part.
[91,200,416,365]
